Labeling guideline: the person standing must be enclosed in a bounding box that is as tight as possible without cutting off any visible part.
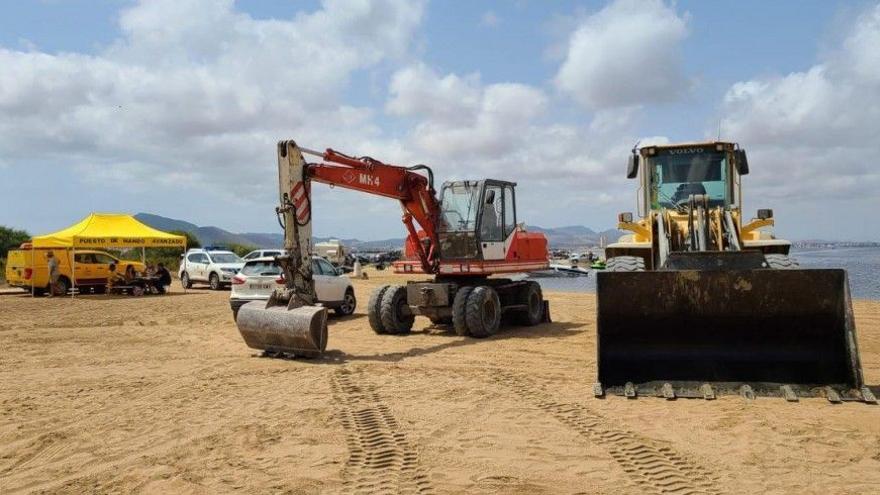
[47,251,60,297]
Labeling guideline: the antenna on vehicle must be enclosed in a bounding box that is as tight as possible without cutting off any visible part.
[717,119,722,141]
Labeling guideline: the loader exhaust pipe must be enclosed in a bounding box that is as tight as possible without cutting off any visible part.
[597,268,866,397]
[236,301,328,358]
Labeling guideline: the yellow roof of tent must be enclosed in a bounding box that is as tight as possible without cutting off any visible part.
[32,213,187,249]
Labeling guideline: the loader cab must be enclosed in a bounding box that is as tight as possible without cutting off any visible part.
[628,142,748,216]
[437,179,517,260]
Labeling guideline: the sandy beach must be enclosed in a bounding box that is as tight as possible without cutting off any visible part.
[1,269,878,494]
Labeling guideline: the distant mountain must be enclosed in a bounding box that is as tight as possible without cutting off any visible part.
[135,213,620,250]
[526,225,622,248]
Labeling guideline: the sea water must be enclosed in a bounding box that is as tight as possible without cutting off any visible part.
[530,246,880,300]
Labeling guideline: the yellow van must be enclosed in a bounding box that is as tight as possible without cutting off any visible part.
[5,246,146,295]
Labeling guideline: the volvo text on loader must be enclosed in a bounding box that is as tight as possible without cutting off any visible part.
[236,140,551,358]
[595,141,874,403]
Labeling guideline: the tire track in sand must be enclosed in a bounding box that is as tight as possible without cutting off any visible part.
[494,370,721,495]
[332,367,433,494]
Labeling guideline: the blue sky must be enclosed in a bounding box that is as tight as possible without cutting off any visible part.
[0,0,878,241]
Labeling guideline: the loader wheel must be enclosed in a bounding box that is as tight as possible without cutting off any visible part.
[452,286,474,336]
[368,285,391,334]
[606,256,646,272]
[517,282,544,326]
[765,254,799,270]
[466,286,501,338]
[380,285,414,335]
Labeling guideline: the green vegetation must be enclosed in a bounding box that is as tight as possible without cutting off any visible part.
[1,225,30,259]
[1,226,30,284]
[222,242,257,258]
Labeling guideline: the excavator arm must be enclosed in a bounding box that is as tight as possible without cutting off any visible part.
[236,139,441,358]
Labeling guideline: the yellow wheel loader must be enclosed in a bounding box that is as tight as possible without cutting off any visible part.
[595,141,875,402]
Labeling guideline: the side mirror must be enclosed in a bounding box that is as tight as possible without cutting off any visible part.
[757,209,773,220]
[626,154,639,179]
[485,189,496,204]
[734,149,749,175]
[618,212,634,223]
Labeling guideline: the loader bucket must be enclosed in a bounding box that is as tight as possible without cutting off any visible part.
[596,268,866,398]
[236,301,328,358]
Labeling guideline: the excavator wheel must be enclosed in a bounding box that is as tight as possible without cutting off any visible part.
[452,287,474,336]
[368,285,391,334]
[380,285,414,335]
[466,286,501,338]
[605,256,646,272]
[765,254,799,270]
[517,281,544,326]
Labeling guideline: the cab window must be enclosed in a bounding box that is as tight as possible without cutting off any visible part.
[94,254,116,264]
[318,259,337,276]
[480,185,504,242]
[503,185,516,238]
[74,253,96,264]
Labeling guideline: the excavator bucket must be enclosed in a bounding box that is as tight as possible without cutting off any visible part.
[236,301,328,358]
[596,268,870,400]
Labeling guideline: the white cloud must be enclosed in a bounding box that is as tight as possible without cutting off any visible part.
[554,0,689,109]
[383,63,657,230]
[0,0,426,202]
[719,3,880,208]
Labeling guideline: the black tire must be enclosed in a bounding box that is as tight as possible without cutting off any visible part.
[465,286,501,338]
[93,285,107,294]
[55,277,70,296]
[518,282,544,326]
[335,288,357,316]
[765,254,799,270]
[452,286,474,336]
[368,285,391,334]
[209,273,221,290]
[605,256,646,272]
[181,272,192,289]
[380,285,414,335]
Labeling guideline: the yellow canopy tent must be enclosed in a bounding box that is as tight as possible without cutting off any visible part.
[31,213,187,296]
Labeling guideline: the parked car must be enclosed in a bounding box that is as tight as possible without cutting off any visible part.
[229,256,356,320]
[5,245,145,295]
[242,249,284,261]
[179,248,244,290]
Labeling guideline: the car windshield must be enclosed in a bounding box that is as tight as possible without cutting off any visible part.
[439,182,481,232]
[210,253,241,264]
[648,147,729,209]
[241,260,281,276]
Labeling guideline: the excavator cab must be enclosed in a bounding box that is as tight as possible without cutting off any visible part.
[596,142,873,402]
[436,180,517,261]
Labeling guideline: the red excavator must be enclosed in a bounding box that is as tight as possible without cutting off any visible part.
[236,140,550,357]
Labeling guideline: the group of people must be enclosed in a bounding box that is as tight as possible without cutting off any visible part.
[107,262,172,295]
[44,250,172,297]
